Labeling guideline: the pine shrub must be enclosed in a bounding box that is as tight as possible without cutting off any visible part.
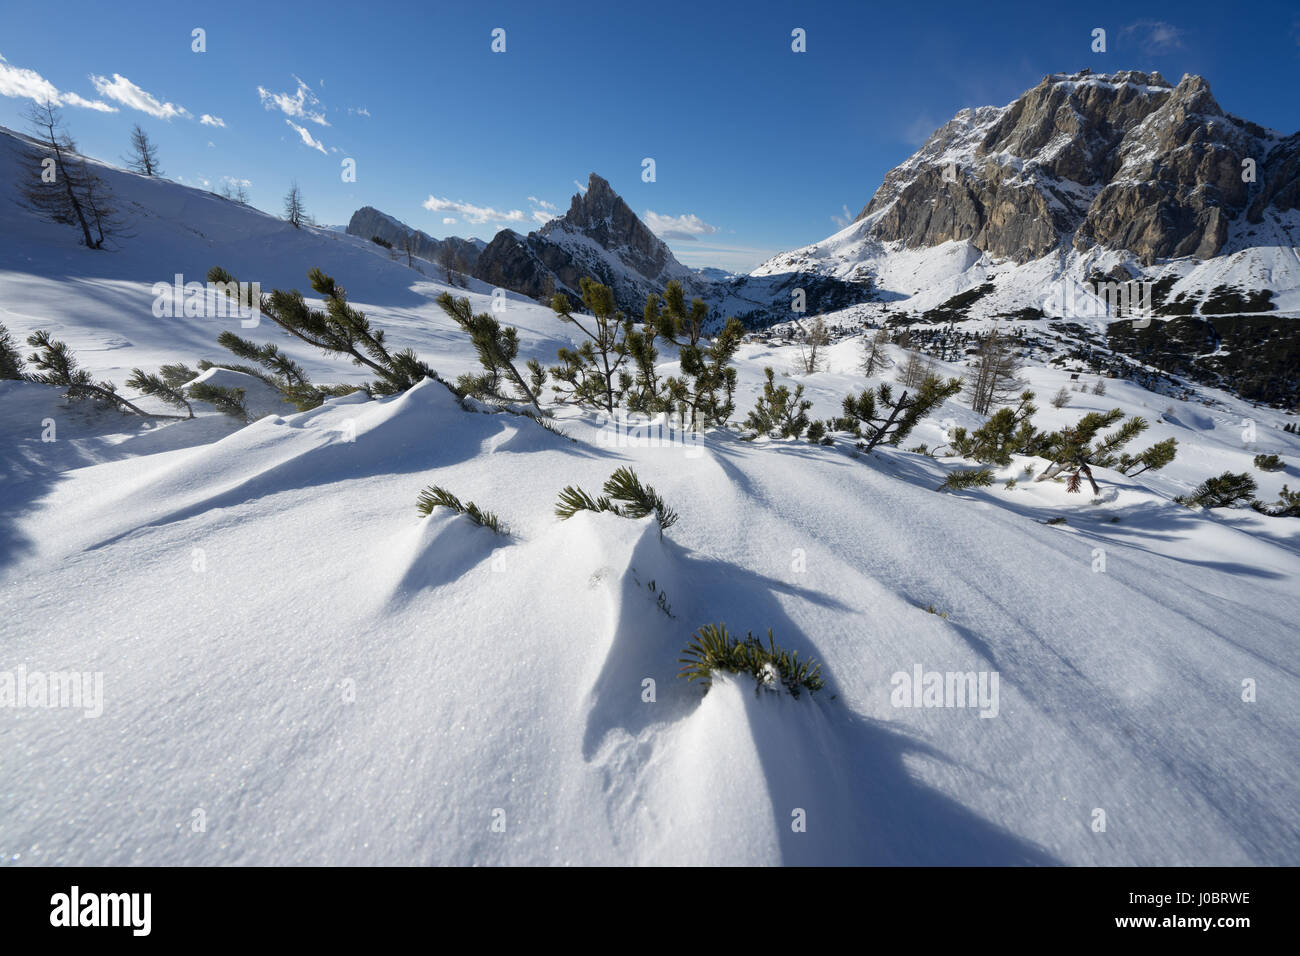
[555,466,678,532]
[1253,453,1285,472]
[0,321,25,380]
[745,367,811,438]
[679,623,825,698]
[1176,472,1258,509]
[416,485,508,534]
[937,467,995,492]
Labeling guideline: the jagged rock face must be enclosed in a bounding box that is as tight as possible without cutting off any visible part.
[473,173,701,313]
[540,174,677,283]
[345,206,483,269]
[472,230,556,300]
[861,71,1299,265]
[1247,132,1300,220]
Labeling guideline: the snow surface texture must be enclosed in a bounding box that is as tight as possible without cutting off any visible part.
[1,128,1299,865]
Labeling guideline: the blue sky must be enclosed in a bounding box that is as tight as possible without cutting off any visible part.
[3,0,1298,272]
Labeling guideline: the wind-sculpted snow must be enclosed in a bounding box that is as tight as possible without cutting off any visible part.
[1,125,1298,865]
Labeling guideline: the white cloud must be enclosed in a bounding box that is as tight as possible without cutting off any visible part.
[573,179,587,194]
[643,210,719,241]
[1122,19,1186,54]
[831,204,854,228]
[532,210,555,225]
[286,119,327,154]
[902,115,940,147]
[258,76,329,126]
[348,106,370,118]
[422,195,526,224]
[90,73,190,120]
[0,55,116,111]
[528,197,556,210]
[200,114,226,127]
[442,217,457,224]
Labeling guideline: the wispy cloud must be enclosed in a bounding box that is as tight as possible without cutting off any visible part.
[442,217,456,224]
[573,179,588,194]
[668,240,778,274]
[643,211,718,241]
[902,114,941,147]
[286,119,327,154]
[1122,19,1186,54]
[258,76,329,125]
[528,197,556,210]
[422,195,527,224]
[831,204,855,228]
[0,54,116,111]
[200,114,225,128]
[90,73,190,120]
[348,106,370,118]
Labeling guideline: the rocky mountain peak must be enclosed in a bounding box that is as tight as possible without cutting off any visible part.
[857,69,1298,265]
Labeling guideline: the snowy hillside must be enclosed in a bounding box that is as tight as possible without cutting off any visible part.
[2,126,1299,866]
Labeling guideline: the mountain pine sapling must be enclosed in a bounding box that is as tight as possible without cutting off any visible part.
[550,279,633,413]
[662,317,745,430]
[948,391,1039,465]
[125,363,199,418]
[744,367,811,439]
[1118,437,1178,477]
[1175,472,1258,509]
[26,330,173,417]
[1252,485,1300,518]
[1034,408,1148,494]
[0,322,25,380]
[679,623,825,699]
[186,381,248,421]
[416,484,508,534]
[838,374,963,453]
[555,466,678,533]
[937,467,995,492]
[435,292,541,411]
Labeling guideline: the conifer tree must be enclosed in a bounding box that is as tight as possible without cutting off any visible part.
[1034,409,1148,494]
[125,364,197,418]
[948,391,1040,465]
[838,374,963,453]
[1176,472,1258,509]
[745,367,811,438]
[1252,485,1300,518]
[860,328,893,377]
[937,467,995,492]
[25,330,172,417]
[967,327,1022,416]
[555,466,678,533]
[20,103,117,249]
[1118,437,1178,477]
[663,317,745,429]
[125,124,161,177]
[211,266,436,398]
[660,280,709,347]
[796,317,830,374]
[624,292,667,414]
[0,321,25,380]
[283,181,308,228]
[186,381,249,421]
[436,292,541,411]
[550,279,633,412]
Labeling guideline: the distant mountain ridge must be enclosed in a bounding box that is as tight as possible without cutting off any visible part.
[473,173,709,314]
[345,206,485,272]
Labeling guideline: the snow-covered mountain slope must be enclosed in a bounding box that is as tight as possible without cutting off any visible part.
[2,125,1299,866]
[749,70,1300,405]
